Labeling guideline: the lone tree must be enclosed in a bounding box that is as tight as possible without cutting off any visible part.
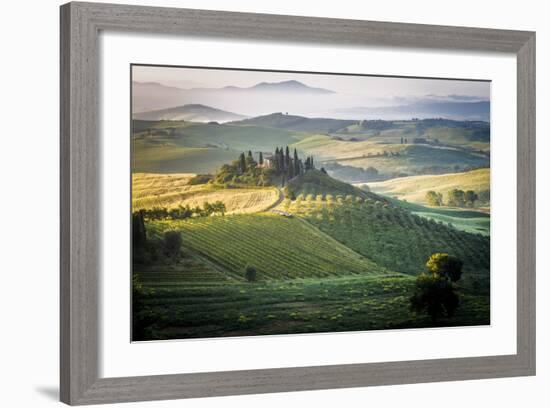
[410,253,463,322]
[426,253,463,282]
[163,231,182,260]
[245,265,257,282]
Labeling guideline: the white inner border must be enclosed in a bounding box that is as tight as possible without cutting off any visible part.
[100,32,517,378]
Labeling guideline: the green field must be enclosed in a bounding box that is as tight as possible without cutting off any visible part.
[132,120,308,173]
[147,213,390,280]
[390,198,490,236]
[132,118,491,341]
[281,190,490,278]
[133,272,489,340]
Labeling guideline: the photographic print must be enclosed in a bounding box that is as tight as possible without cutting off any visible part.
[131,65,490,341]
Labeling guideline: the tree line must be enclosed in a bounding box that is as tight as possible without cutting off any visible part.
[135,200,227,222]
[214,148,315,188]
[425,189,481,208]
[271,146,315,179]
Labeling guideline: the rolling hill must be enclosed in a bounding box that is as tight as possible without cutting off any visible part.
[148,213,391,281]
[292,134,489,177]
[281,184,489,278]
[368,168,490,205]
[133,104,247,122]
[230,112,355,133]
[287,169,380,201]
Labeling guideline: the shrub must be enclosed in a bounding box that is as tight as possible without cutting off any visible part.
[245,265,257,282]
[163,231,182,259]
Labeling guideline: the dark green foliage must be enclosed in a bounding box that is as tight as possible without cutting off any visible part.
[164,231,182,259]
[138,201,226,221]
[303,200,489,278]
[238,152,247,173]
[245,265,257,282]
[410,272,459,321]
[132,210,147,248]
[132,274,160,340]
[259,151,264,166]
[410,253,464,321]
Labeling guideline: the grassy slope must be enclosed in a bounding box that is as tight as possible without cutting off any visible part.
[287,169,375,200]
[368,168,490,204]
[282,193,490,279]
[132,120,309,173]
[388,198,490,236]
[148,213,393,281]
[292,135,489,174]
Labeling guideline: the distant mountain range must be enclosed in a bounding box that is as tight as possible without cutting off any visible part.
[194,80,335,94]
[133,104,247,123]
[132,80,335,113]
[331,101,490,122]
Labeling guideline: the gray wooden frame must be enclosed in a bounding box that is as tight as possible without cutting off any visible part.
[60,1,536,405]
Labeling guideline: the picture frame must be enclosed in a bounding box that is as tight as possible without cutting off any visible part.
[60,2,536,405]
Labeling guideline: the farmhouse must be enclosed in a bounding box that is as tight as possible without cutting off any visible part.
[262,153,275,168]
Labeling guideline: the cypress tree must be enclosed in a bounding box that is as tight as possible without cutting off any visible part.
[285,146,290,169]
[259,151,264,166]
[239,152,246,173]
[293,149,300,176]
[274,147,280,171]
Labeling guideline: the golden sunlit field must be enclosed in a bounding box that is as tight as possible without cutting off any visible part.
[132,173,281,214]
[368,168,490,205]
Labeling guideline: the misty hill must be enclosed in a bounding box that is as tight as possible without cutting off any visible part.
[133,104,248,123]
[203,80,335,94]
[132,80,337,114]
[334,101,490,121]
[231,112,356,133]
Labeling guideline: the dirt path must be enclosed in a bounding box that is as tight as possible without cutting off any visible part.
[263,187,285,212]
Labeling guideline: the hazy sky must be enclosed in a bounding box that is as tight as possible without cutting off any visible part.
[132,65,490,106]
